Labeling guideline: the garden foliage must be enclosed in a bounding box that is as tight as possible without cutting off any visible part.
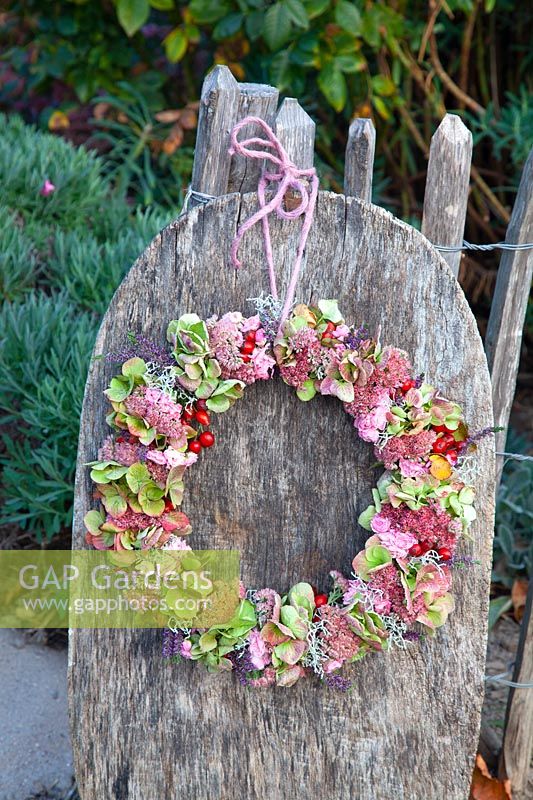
[0,115,168,541]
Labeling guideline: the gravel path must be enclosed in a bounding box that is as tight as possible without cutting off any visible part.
[0,630,73,800]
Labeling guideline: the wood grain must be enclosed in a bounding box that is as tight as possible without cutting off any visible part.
[421,113,472,278]
[226,83,279,194]
[485,147,533,481]
[190,66,239,202]
[69,192,494,800]
[500,580,533,796]
[274,97,315,167]
[344,117,376,202]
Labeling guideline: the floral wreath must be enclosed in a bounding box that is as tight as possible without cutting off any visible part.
[84,118,486,690]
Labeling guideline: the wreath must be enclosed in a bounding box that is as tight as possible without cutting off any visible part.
[84,118,483,689]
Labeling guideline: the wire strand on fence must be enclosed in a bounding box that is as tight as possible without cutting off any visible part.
[496,451,533,463]
[178,191,533,258]
[434,240,533,253]
[180,187,216,215]
[485,667,533,689]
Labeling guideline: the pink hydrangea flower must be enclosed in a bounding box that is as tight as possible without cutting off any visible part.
[373,501,461,552]
[398,458,427,478]
[356,405,388,443]
[374,527,417,559]
[323,659,343,673]
[163,447,197,468]
[370,514,391,534]
[248,629,271,669]
[180,640,193,659]
[146,450,167,465]
[162,536,192,551]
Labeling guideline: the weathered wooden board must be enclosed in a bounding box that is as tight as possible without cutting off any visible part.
[69,191,495,800]
[421,114,472,279]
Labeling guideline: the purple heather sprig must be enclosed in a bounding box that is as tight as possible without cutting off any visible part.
[106,334,174,367]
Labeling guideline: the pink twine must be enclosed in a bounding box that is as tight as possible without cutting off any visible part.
[229,116,319,329]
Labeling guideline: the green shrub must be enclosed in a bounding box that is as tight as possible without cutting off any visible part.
[0,117,170,542]
[0,206,38,301]
[0,294,97,540]
[46,207,168,314]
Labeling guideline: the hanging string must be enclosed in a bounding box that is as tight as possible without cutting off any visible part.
[228,116,319,330]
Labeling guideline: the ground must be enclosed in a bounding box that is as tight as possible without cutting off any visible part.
[1,617,529,800]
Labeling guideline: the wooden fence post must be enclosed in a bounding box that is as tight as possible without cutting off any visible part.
[274,97,315,168]
[421,113,473,278]
[227,83,279,194]
[344,118,376,202]
[499,580,533,797]
[485,147,533,481]
[190,65,239,202]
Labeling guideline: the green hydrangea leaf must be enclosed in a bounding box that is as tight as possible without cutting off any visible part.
[274,638,307,665]
[280,605,308,639]
[287,582,315,618]
[296,379,316,401]
[199,632,218,652]
[317,299,343,323]
[105,376,132,402]
[206,395,230,413]
[126,462,151,493]
[84,509,104,534]
[358,504,377,530]
[122,357,147,378]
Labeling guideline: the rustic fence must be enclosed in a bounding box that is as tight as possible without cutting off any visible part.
[69,66,532,800]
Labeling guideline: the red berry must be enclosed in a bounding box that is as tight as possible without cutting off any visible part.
[182,408,194,422]
[194,410,210,427]
[437,547,452,561]
[314,594,328,607]
[433,424,447,433]
[188,440,202,454]
[245,330,257,342]
[196,399,208,410]
[432,438,448,454]
[321,321,335,339]
[441,432,455,446]
[199,431,215,448]
[164,498,174,511]
[241,341,255,356]
[419,542,432,554]
[408,543,423,557]
[447,449,458,464]
[117,437,125,443]
[241,354,251,363]
[401,379,416,393]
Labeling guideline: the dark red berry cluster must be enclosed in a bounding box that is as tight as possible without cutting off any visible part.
[240,328,257,363]
[182,399,215,454]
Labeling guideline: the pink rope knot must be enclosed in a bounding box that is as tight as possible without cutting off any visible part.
[229,116,319,329]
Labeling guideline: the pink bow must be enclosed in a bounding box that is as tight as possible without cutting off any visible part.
[229,116,319,330]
